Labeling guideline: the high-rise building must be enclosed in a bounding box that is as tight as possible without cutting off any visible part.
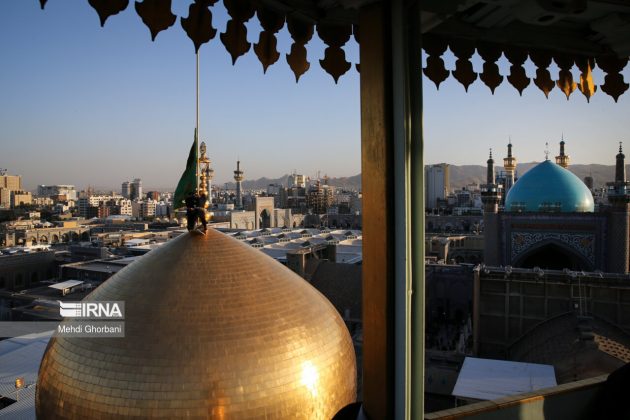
[307,180,334,214]
[0,174,22,208]
[121,181,131,198]
[425,163,450,209]
[121,179,143,200]
[0,174,21,191]
[131,178,142,200]
[288,173,308,188]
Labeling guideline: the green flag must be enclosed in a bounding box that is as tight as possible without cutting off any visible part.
[173,129,198,209]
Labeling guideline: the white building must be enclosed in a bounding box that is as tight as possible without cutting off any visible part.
[131,199,156,219]
[118,199,133,216]
[37,184,77,201]
[132,178,143,200]
[425,163,450,209]
[77,194,123,217]
[288,173,308,188]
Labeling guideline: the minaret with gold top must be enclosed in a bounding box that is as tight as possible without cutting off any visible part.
[555,138,570,169]
[503,141,517,194]
[234,160,244,209]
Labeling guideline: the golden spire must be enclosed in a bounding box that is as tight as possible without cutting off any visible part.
[503,140,516,173]
[555,137,570,169]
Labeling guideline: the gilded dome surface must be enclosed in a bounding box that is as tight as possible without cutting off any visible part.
[36,229,356,419]
[505,160,595,212]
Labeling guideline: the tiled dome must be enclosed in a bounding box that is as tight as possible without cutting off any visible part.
[505,160,594,213]
[36,229,356,419]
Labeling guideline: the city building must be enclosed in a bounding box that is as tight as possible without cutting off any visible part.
[145,191,160,201]
[483,143,629,273]
[0,249,56,291]
[131,199,157,219]
[37,185,77,201]
[306,179,335,214]
[121,179,143,200]
[121,181,131,198]
[0,173,22,208]
[131,178,142,200]
[0,173,21,191]
[10,190,32,208]
[77,194,123,218]
[6,1,630,419]
[426,163,450,210]
[474,266,630,382]
[288,172,308,188]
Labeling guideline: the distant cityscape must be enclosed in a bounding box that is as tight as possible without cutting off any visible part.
[3,140,630,416]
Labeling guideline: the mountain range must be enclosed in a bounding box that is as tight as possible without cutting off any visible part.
[220,163,622,192]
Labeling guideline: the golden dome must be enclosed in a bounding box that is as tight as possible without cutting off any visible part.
[36,229,356,418]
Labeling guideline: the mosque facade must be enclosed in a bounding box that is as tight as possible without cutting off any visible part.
[482,142,630,274]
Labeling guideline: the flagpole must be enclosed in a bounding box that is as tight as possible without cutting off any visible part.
[195,51,200,194]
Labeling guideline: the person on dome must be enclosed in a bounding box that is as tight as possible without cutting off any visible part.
[185,191,207,233]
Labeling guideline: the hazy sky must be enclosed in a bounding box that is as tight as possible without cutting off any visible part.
[1,2,629,191]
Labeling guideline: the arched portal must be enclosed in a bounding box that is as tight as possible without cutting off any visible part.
[39,235,48,244]
[259,209,271,229]
[81,231,90,241]
[70,232,79,242]
[61,233,69,243]
[51,234,59,243]
[515,242,592,271]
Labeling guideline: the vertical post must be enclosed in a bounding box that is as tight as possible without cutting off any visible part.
[195,52,200,193]
[391,0,411,416]
[359,4,394,418]
[407,2,425,418]
[359,1,424,418]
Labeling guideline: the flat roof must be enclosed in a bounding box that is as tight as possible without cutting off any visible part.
[48,280,83,290]
[452,357,557,401]
[0,330,53,419]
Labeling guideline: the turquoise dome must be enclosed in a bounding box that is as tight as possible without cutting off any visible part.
[505,160,594,212]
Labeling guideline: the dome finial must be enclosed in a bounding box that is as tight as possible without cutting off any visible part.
[489,148,493,159]
[545,142,549,160]
[620,141,623,154]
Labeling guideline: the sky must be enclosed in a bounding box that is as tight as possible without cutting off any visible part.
[0,1,629,191]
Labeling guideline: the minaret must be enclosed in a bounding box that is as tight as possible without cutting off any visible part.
[608,142,629,206]
[481,149,502,265]
[616,141,626,183]
[234,160,244,209]
[555,139,570,169]
[482,149,500,210]
[487,149,495,185]
[606,142,630,273]
[503,142,517,193]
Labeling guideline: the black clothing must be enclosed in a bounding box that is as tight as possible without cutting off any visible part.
[185,192,207,232]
